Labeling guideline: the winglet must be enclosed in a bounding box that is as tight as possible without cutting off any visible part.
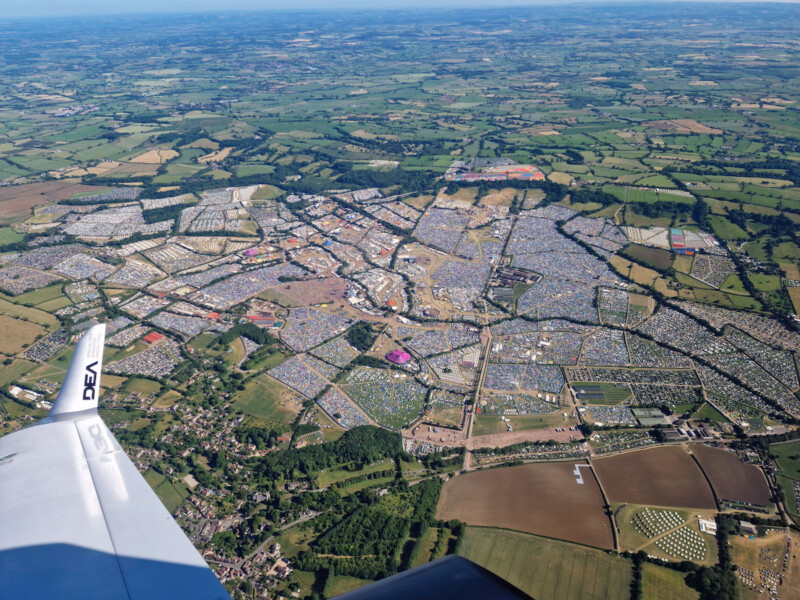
[49,324,106,418]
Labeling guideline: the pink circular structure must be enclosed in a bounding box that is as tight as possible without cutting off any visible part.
[386,349,411,365]
[243,248,260,256]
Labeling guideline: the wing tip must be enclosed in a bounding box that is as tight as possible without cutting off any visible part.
[48,323,107,418]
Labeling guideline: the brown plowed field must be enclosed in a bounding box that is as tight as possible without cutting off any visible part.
[592,446,716,509]
[0,180,104,223]
[691,444,773,506]
[436,462,614,549]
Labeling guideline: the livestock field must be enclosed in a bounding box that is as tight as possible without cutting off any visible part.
[691,444,773,507]
[458,527,633,600]
[592,446,716,509]
[437,462,614,549]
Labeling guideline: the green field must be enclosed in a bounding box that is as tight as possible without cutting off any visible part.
[708,215,749,240]
[641,563,699,600]
[720,273,747,294]
[317,459,396,488]
[771,441,800,480]
[325,575,372,597]
[13,284,66,307]
[0,296,59,326]
[143,468,191,513]
[748,273,781,292]
[776,476,800,524]
[0,227,23,244]
[459,527,632,600]
[472,412,575,436]
[572,382,632,404]
[0,358,36,387]
[123,377,162,396]
[692,403,728,423]
[233,374,298,423]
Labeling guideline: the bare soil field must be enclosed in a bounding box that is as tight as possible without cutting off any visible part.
[592,446,716,509]
[0,181,104,224]
[467,424,582,449]
[622,244,674,271]
[265,277,348,306]
[690,444,773,506]
[436,462,614,549]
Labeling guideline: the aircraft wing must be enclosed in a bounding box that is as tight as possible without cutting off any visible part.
[0,324,231,600]
[0,323,528,600]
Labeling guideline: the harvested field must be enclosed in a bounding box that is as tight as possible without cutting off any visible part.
[0,316,45,354]
[592,446,716,509]
[198,147,232,164]
[479,187,517,207]
[610,255,660,287]
[787,287,800,315]
[437,462,614,549]
[548,172,573,185]
[130,149,179,164]
[0,181,106,224]
[691,444,772,506]
[103,163,159,175]
[435,187,477,205]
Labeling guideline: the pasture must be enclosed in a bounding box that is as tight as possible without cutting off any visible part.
[233,374,301,423]
[0,296,59,326]
[437,462,614,549]
[123,377,162,396]
[592,446,716,509]
[771,440,800,480]
[458,527,632,600]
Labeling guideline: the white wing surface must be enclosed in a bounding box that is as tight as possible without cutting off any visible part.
[0,324,231,600]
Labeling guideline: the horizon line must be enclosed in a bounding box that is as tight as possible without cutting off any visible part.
[3,0,800,21]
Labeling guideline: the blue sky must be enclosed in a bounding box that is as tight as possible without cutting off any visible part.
[4,0,795,18]
[7,0,535,18]
[2,0,691,19]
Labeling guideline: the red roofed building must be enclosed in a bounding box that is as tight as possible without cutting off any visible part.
[205,312,220,320]
[386,349,411,365]
[143,332,164,344]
